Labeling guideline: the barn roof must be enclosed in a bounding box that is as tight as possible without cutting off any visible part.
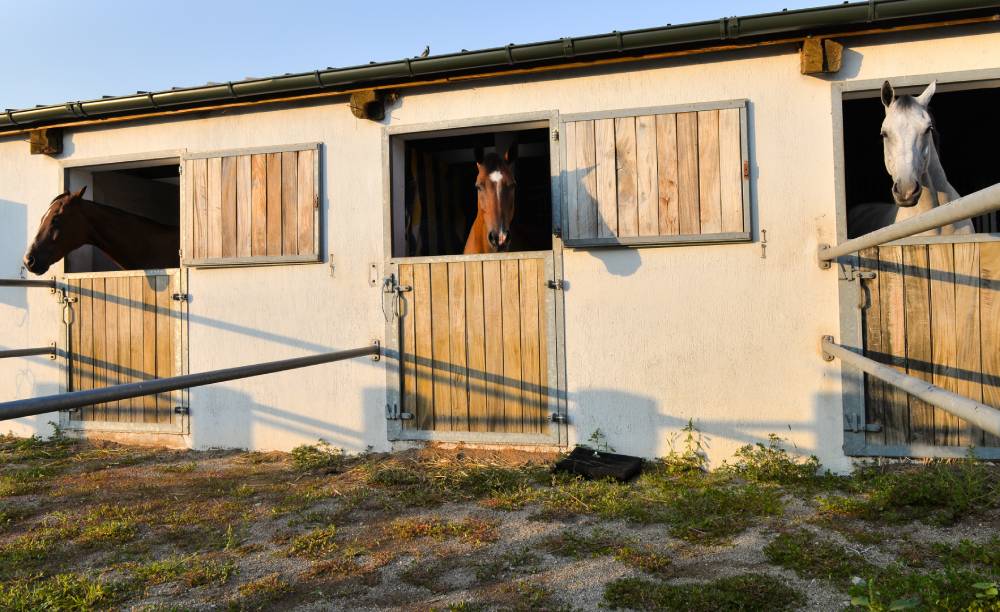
[2,0,999,134]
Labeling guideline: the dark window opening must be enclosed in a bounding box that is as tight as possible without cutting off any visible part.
[395,127,552,257]
[843,85,1000,237]
[65,161,180,272]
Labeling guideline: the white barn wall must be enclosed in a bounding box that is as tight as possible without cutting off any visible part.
[1,26,999,470]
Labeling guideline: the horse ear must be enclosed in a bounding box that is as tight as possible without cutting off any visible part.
[915,80,937,107]
[504,144,518,165]
[73,186,87,199]
[881,80,895,107]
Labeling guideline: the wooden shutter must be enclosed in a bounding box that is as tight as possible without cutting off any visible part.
[562,100,750,247]
[181,143,320,266]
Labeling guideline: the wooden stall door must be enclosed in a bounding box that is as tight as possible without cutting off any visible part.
[65,270,185,432]
[395,254,555,439]
[860,241,1000,449]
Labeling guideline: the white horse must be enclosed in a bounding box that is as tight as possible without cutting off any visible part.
[848,80,974,238]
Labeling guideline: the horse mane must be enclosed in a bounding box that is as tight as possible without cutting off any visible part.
[78,197,179,230]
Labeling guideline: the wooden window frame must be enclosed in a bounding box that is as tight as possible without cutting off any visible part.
[559,99,752,249]
[181,142,322,268]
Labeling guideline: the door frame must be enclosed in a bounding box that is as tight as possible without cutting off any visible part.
[57,152,190,435]
[381,110,568,445]
[832,67,1000,459]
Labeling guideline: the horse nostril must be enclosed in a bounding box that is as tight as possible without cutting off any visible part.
[488,232,498,246]
[25,256,35,267]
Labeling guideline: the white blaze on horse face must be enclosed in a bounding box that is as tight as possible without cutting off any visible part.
[881,81,936,206]
[489,170,503,201]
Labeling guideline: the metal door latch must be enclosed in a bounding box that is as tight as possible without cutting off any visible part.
[838,264,876,282]
[385,404,414,421]
[171,293,190,302]
[550,413,569,424]
[174,406,190,415]
[547,279,564,290]
[843,413,881,433]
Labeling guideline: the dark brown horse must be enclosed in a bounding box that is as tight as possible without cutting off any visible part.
[464,148,517,254]
[24,187,179,275]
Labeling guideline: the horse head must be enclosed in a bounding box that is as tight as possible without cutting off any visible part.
[24,187,90,275]
[475,147,517,252]
[880,80,937,207]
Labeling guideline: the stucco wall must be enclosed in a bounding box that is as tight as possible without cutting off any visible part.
[2,26,999,471]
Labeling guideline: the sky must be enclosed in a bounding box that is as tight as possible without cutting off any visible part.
[2,0,823,111]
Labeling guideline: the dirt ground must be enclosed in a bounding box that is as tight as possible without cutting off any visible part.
[0,431,998,611]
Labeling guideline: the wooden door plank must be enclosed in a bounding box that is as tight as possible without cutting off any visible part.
[955,243,983,446]
[536,260,550,432]
[78,278,94,420]
[129,277,144,421]
[192,159,208,260]
[500,259,523,432]
[266,152,282,256]
[576,120,599,240]
[980,242,1000,446]
[297,149,315,255]
[399,265,417,430]
[207,156,223,259]
[519,259,542,433]
[719,108,744,233]
[236,155,252,257]
[928,244,962,446]
[676,112,700,235]
[594,118,618,238]
[142,277,157,423]
[564,122,579,240]
[879,246,909,444]
[155,276,172,423]
[430,263,452,430]
[281,151,299,256]
[614,116,639,238]
[697,109,722,234]
[117,277,132,423]
[655,114,679,236]
[635,115,659,236]
[104,276,120,421]
[251,154,268,256]
[483,260,504,431]
[860,248,885,446]
[413,263,434,430]
[465,262,487,432]
[448,263,469,431]
[91,278,107,421]
[221,156,238,258]
[182,161,194,261]
[903,245,933,445]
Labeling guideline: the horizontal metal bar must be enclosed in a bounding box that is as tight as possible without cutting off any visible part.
[0,344,379,422]
[822,337,1000,438]
[0,278,56,289]
[0,346,55,359]
[819,182,1000,263]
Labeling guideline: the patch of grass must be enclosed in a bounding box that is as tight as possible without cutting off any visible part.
[543,528,672,577]
[235,572,291,606]
[849,569,1000,611]
[825,459,1000,526]
[932,537,1000,575]
[290,441,348,473]
[385,517,499,546]
[0,503,33,532]
[474,548,544,583]
[400,556,461,593]
[603,573,804,611]
[614,546,672,577]
[0,428,77,464]
[0,466,62,496]
[494,580,574,612]
[130,554,236,588]
[764,528,873,587]
[0,572,128,611]
[723,434,832,488]
[158,461,197,474]
[287,525,339,559]
[665,483,782,543]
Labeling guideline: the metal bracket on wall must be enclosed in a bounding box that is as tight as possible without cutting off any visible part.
[371,339,381,361]
[843,413,881,433]
[821,335,835,361]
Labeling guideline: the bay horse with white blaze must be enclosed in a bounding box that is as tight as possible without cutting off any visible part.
[23,187,179,275]
[464,148,517,254]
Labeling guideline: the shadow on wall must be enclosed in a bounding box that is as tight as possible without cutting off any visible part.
[1,200,28,310]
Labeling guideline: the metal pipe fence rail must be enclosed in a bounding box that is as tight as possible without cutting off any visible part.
[0,278,56,289]
[0,343,380,422]
[817,182,1000,266]
[821,337,1000,439]
[0,346,55,359]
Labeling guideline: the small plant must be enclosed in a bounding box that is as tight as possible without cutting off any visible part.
[474,548,543,583]
[287,525,339,559]
[662,419,707,474]
[585,429,615,453]
[385,517,498,546]
[724,434,825,487]
[236,572,291,604]
[666,483,783,543]
[848,569,1000,611]
[0,573,127,611]
[764,529,873,586]
[290,440,348,472]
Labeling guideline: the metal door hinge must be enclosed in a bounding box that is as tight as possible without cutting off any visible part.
[844,414,881,433]
[174,406,190,415]
[385,404,414,421]
[550,413,568,424]
[743,160,750,178]
[551,129,559,141]
[171,293,190,302]
[547,279,564,290]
